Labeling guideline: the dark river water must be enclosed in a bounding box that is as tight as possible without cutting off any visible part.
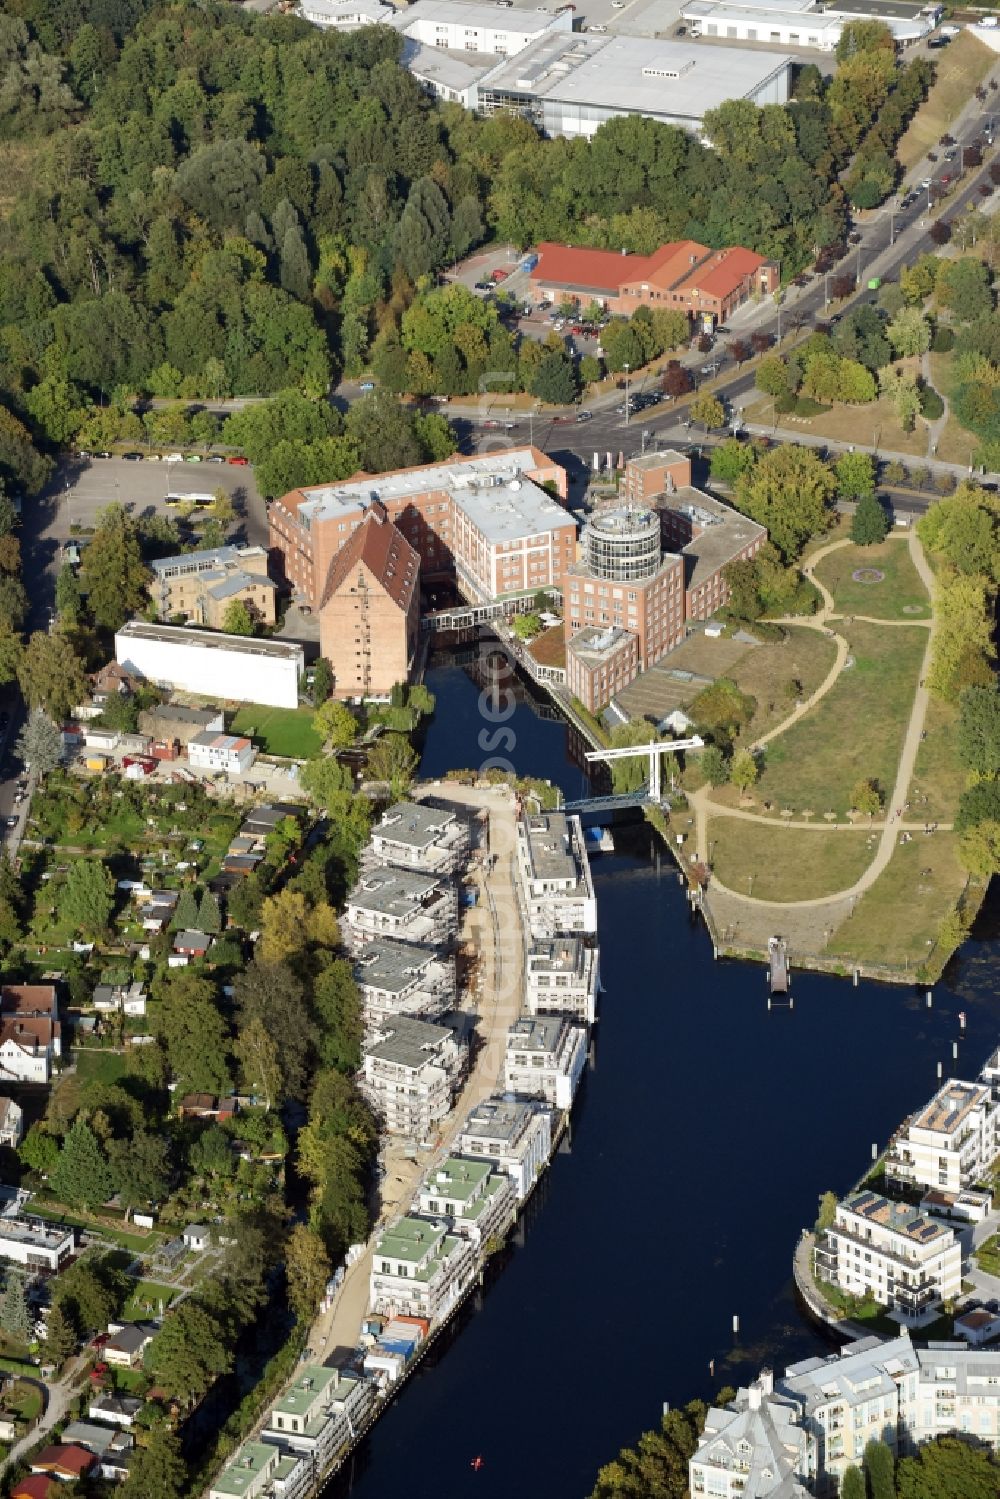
[326,644,1000,1499]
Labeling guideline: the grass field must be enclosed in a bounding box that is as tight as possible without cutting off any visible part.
[826,833,968,968]
[529,627,566,669]
[229,705,321,759]
[897,32,996,172]
[708,817,873,901]
[745,392,929,458]
[912,696,968,824]
[977,1234,1000,1277]
[813,537,930,620]
[726,627,839,745]
[73,1051,128,1088]
[754,622,927,815]
[122,1280,176,1321]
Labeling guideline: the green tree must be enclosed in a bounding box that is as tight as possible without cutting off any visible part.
[155,969,231,1095]
[730,748,758,795]
[863,1439,895,1499]
[887,307,931,358]
[148,1299,231,1404]
[108,1132,171,1217]
[44,1301,77,1365]
[15,708,60,778]
[17,632,86,720]
[734,445,836,560]
[815,1190,838,1232]
[301,754,353,806]
[365,732,418,789]
[313,958,364,1072]
[851,492,889,546]
[841,1465,865,1499]
[79,504,150,631]
[234,959,315,1100]
[311,657,333,706]
[836,451,876,500]
[171,888,200,932]
[851,778,882,819]
[55,564,82,626]
[118,1424,187,1499]
[50,1118,114,1210]
[197,890,221,934]
[722,558,762,622]
[958,686,1000,776]
[690,392,725,430]
[531,351,577,405]
[958,819,1000,878]
[0,1269,32,1344]
[895,1435,1000,1499]
[314,698,358,749]
[700,745,729,786]
[233,1015,283,1112]
[20,1123,59,1174]
[710,439,756,486]
[221,599,255,635]
[285,1222,332,1323]
[512,612,542,641]
[62,857,114,936]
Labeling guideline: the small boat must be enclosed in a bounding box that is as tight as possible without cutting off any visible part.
[767,935,792,1008]
[585,825,615,853]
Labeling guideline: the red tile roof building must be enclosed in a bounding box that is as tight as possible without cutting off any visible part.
[318,505,421,699]
[30,1444,98,1481]
[530,240,778,324]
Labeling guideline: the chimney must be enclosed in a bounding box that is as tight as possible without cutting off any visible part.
[748,1384,762,1411]
[759,1367,774,1396]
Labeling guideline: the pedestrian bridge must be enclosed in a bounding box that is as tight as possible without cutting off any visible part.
[563,790,655,814]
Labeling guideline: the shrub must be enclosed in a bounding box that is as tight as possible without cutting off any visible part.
[930,326,954,353]
[920,385,944,420]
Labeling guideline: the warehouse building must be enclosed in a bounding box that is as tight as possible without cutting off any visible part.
[115,623,305,710]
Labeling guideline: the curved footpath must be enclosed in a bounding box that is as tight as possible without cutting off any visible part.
[695,529,938,924]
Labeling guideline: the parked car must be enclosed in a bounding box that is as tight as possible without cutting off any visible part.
[575,410,593,422]
[359,380,375,391]
[206,454,224,463]
[165,451,185,462]
[94,450,112,459]
[122,451,143,461]
[228,455,249,466]
[184,453,202,462]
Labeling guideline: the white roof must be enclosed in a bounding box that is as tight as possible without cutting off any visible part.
[683,0,842,30]
[402,38,497,90]
[300,0,394,19]
[390,0,560,30]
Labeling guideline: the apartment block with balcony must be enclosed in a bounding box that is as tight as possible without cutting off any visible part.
[814,1190,961,1327]
[503,1015,587,1110]
[369,1214,477,1324]
[525,936,599,1024]
[209,1441,309,1499]
[689,1369,814,1499]
[360,1016,467,1139]
[344,868,457,950]
[910,1343,1000,1449]
[415,1155,518,1248]
[515,812,596,938]
[454,1095,553,1200]
[885,1078,998,1195]
[264,1365,374,1470]
[353,938,456,1030]
[367,801,470,876]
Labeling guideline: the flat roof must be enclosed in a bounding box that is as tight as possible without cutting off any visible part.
[402,39,497,91]
[116,621,303,663]
[657,486,766,590]
[189,732,252,752]
[528,935,590,974]
[520,812,583,885]
[271,1365,338,1417]
[391,0,561,29]
[460,1095,538,1144]
[912,1080,990,1138]
[365,1015,457,1069]
[349,867,449,918]
[567,624,636,665]
[684,0,842,27]
[507,1014,571,1054]
[0,1215,72,1252]
[481,32,793,121]
[842,1190,951,1246]
[294,451,574,545]
[421,1155,493,1202]
[354,938,438,993]
[375,801,458,851]
[151,544,242,575]
[375,1214,449,1263]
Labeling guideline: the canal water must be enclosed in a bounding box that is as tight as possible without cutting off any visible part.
[326,646,1000,1499]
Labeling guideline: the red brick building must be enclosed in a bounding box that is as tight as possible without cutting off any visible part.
[317,506,420,699]
[530,241,779,328]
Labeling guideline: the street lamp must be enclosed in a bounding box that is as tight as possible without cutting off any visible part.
[623,362,631,426]
[824,271,830,309]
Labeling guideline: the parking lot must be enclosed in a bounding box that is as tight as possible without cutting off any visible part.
[57,454,264,540]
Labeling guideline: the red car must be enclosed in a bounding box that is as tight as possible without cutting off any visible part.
[227,455,249,465]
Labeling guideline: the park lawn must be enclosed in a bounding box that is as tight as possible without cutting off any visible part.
[927,352,983,469]
[5,1379,43,1424]
[73,1050,128,1088]
[744,392,929,458]
[707,817,873,901]
[122,1280,176,1321]
[826,833,968,970]
[912,696,967,824]
[812,537,930,621]
[977,1234,1000,1278]
[754,622,927,815]
[897,31,995,171]
[728,626,839,744]
[229,705,321,759]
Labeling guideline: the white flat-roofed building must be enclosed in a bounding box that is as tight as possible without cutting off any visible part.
[454,1095,552,1200]
[476,32,792,139]
[885,1078,998,1194]
[300,0,394,25]
[187,732,256,776]
[353,939,456,1028]
[345,867,457,950]
[367,801,470,875]
[682,0,843,48]
[503,1015,587,1110]
[360,1016,467,1139]
[690,1369,814,1499]
[400,39,495,106]
[525,936,599,1024]
[370,1214,477,1323]
[115,622,304,710]
[264,1364,374,1471]
[416,1155,517,1247]
[389,0,572,54]
[516,812,596,937]
[814,1190,962,1326]
[0,1213,73,1270]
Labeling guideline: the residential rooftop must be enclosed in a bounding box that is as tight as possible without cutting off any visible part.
[421,1155,493,1203]
[528,936,590,975]
[354,939,439,993]
[841,1190,951,1245]
[211,1442,281,1497]
[460,1096,539,1145]
[374,801,460,851]
[0,1215,71,1252]
[349,867,449,919]
[911,1080,991,1137]
[364,1015,457,1070]
[507,1015,571,1055]
[520,812,587,887]
[375,1214,452,1266]
[270,1365,338,1419]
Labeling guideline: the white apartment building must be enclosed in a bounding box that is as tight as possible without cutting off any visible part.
[690,1370,814,1499]
[370,1214,477,1323]
[416,1155,518,1248]
[525,936,600,1024]
[344,867,457,950]
[209,1441,309,1499]
[187,732,256,777]
[815,1190,961,1326]
[367,801,470,876]
[360,1016,466,1139]
[299,0,393,25]
[516,813,596,939]
[455,1095,552,1200]
[265,1365,374,1471]
[389,0,572,55]
[0,1214,74,1271]
[885,1078,998,1195]
[353,939,456,1029]
[503,1015,587,1110]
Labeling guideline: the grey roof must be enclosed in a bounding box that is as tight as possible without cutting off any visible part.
[402,38,496,93]
[205,570,275,602]
[173,930,210,950]
[520,813,580,884]
[656,486,767,591]
[364,1016,459,1070]
[375,802,459,851]
[506,1015,570,1055]
[780,1334,917,1415]
[354,938,437,993]
[528,936,589,976]
[696,1389,811,1499]
[117,620,303,663]
[151,545,242,576]
[349,867,448,918]
[89,1394,142,1420]
[60,1421,120,1457]
[143,705,221,729]
[107,1322,156,1354]
[460,1096,538,1146]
